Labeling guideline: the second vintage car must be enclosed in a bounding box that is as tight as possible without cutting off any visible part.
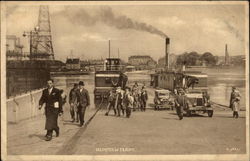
[154,89,174,110]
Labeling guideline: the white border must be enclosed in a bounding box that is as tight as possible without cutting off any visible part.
[1,1,249,161]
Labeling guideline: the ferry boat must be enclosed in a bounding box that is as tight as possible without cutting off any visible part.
[94,58,128,105]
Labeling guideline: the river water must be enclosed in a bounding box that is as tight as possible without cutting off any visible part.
[52,67,246,110]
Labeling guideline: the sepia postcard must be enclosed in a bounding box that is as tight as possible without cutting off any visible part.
[1,1,249,161]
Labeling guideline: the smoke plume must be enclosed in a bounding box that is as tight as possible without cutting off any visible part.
[63,6,168,38]
[223,20,244,42]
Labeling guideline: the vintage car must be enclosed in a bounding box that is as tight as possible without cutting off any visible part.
[185,90,213,117]
[154,89,174,110]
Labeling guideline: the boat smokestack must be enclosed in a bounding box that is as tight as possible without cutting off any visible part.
[165,37,170,69]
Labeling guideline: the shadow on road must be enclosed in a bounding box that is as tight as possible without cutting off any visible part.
[62,120,81,126]
[188,114,206,117]
[63,122,80,126]
[167,112,208,118]
[214,115,245,119]
[148,103,155,107]
[28,134,45,141]
[162,117,179,120]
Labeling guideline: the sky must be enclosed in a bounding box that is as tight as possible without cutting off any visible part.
[4,2,248,62]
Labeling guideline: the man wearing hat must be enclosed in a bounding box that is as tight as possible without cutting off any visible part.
[76,81,90,126]
[229,87,241,118]
[69,83,79,122]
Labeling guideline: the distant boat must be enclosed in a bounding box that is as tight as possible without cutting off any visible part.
[50,70,90,76]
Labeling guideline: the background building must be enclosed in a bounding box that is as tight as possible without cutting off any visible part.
[128,55,157,70]
[66,58,80,70]
[6,35,29,61]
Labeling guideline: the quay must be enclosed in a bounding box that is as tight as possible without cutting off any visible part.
[6,78,247,155]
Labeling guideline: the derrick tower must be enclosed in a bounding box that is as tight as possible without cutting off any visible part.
[30,5,54,60]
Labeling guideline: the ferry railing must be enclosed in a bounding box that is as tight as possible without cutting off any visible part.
[94,65,126,72]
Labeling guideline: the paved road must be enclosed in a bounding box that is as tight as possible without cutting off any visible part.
[6,74,247,155]
[7,98,246,155]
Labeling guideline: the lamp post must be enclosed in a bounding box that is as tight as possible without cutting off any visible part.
[23,27,39,91]
[23,26,39,60]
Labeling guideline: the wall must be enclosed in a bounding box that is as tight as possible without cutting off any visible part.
[7,61,50,98]
[7,89,44,123]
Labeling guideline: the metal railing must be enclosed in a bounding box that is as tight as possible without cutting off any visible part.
[94,65,125,71]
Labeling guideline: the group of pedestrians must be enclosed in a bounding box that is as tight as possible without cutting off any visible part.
[38,78,241,141]
[105,82,148,118]
[68,81,90,126]
[39,79,90,141]
[131,82,148,112]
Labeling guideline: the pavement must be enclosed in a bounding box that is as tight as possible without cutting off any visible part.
[7,103,246,155]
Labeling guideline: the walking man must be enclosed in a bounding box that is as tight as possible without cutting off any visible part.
[69,83,78,122]
[39,79,63,141]
[116,86,124,116]
[229,87,241,118]
[105,87,117,116]
[174,89,187,120]
[123,87,133,118]
[141,86,148,111]
[76,81,90,127]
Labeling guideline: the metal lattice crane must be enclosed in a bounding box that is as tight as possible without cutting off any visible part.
[24,5,54,60]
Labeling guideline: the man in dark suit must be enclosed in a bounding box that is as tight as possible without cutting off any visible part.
[76,81,90,127]
[69,83,79,122]
[174,89,187,120]
[141,86,148,111]
[39,79,63,141]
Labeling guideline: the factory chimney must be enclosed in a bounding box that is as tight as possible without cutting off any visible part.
[225,44,229,65]
[165,37,170,69]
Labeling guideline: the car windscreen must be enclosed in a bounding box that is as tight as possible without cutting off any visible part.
[158,93,169,96]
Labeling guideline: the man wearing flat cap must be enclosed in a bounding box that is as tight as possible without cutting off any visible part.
[76,81,90,126]
[229,86,241,118]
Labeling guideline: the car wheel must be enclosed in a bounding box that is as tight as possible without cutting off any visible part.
[208,110,213,117]
[186,110,192,117]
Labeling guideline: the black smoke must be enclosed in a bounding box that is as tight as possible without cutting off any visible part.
[62,6,168,38]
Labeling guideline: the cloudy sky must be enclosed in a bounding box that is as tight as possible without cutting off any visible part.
[5,2,248,61]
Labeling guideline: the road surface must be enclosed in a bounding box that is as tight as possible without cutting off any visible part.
[7,86,246,155]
